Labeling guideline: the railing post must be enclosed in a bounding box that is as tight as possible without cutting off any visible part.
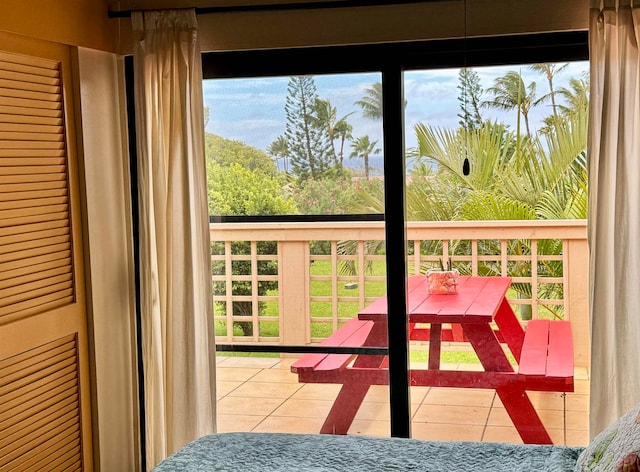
[279,240,310,348]
[565,237,590,368]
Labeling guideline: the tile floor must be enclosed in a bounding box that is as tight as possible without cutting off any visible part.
[215,355,590,447]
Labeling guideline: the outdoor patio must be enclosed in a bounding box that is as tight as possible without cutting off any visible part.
[215,354,590,447]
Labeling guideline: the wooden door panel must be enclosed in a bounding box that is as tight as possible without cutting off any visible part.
[0,34,92,471]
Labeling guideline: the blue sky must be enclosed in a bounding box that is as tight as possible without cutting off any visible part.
[203,61,589,162]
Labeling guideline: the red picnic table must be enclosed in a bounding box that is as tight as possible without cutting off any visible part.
[291,275,574,444]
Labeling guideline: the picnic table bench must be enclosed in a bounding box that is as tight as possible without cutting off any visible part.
[291,275,574,444]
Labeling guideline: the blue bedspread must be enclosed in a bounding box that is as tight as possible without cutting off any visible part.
[152,432,584,471]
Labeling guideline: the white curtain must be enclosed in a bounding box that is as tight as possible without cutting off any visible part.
[588,0,640,438]
[132,9,216,469]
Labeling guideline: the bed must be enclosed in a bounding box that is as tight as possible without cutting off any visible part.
[152,402,640,472]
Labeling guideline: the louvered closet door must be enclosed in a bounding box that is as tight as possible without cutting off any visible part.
[0,33,92,472]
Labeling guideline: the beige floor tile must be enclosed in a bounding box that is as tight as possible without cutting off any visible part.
[348,419,390,437]
[354,402,390,421]
[251,368,300,383]
[411,422,484,442]
[482,426,523,444]
[566,428,590,447]
[291,383,342,400]
[565,409,589,431]
[565,393,590,411]
[271,398,335,418]
[413,404,490,426]
[217,356,281,368]
[228,381,303,399]
[573,379,590,394]
[213,363,591,447]
[487,407,512,427]
[272,357,300,369]
[409,386,430,404]
[361,385,390,403]
[217,395,284,416]
[252,415,326,434]
[574,367,590,381]
[537,409,565,430]
[216,367,261,382]
[423,387,495,408]
[547,428,565,445]
[527,391,566,411]
[216,414,264,433]
[216,380,242,398]
[486,406,565,433]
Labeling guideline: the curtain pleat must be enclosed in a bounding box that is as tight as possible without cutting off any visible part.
[588,0,640,438]
[132,9,216,469]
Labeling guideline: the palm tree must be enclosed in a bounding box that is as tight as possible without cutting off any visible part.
[333,118,353,169]
[268,135,290,173]
[354,82,383,120]
[312,98,354,166]
[350,135,380,179]
[344,107,588,318]
[557,75,589,116]
[483,70,541,137]
[529,63,569,117]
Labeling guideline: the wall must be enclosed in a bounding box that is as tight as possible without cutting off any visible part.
[0,0,117,52]
[114,0,589,53]
[75,47,139,472]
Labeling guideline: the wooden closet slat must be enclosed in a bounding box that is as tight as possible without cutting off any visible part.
[0,122,64,134]
[0,77,60,94]
[0,112,62,126]
[0,69,60,86]
[8,430,79,472]
[0,96,62,110]
[0,104,62,118]
[0,51,59,73]
[0,288,74,321]
[0,225,69,247]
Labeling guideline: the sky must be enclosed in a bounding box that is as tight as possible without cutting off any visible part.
[202,60,589,171]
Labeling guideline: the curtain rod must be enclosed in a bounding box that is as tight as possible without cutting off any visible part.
[108,0,453,18]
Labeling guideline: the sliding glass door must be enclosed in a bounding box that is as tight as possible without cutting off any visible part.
[402,61,589,443]
[204,70,394,436]
[200,32,589,443]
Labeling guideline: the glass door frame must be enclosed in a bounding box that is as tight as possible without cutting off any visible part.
[198,30,588,438]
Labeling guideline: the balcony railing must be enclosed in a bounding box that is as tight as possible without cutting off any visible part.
[210,219,589,367]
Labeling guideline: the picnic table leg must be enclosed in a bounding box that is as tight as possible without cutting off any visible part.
[319,320,388,434]
[428,323,441,370]
[494,298,525,363]
[320,382,371,434]
[496,386,553,444]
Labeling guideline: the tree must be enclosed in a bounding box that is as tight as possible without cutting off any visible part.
[350,135,381,180]
[204,106,210,128]
[268,135,290,173]
[333,118,353,169]
[355,82,383,120]
[457,68,484,130]
[529,63,568,117]
[284,76,333,180]
[206,133,277,175]
[557,75,589,116]
[483,70,541,137]
[311,98,354,168]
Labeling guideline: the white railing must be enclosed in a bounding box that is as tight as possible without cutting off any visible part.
[210,219,589,367]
